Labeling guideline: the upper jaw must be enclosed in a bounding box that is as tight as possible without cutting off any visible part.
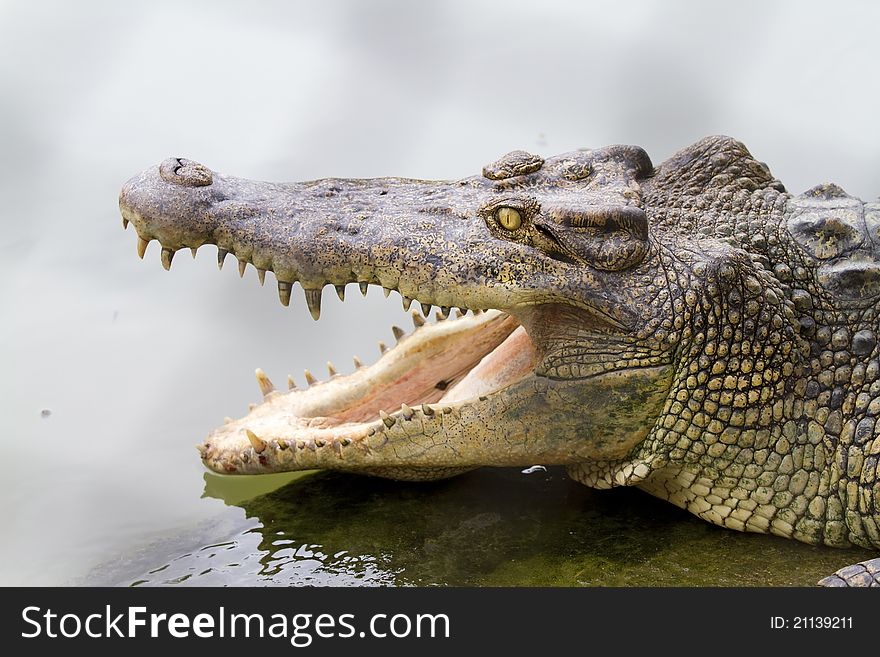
[119,159,641,327]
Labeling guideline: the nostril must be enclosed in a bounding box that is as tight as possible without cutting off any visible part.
[159,157,213,187]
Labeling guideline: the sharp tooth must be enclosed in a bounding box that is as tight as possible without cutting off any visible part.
[245,429,267,454]
[218,248,229,270]
[190,247,198,259]
[160,247,175,270]
[378,341,387,354]
[421,404,434,416]
[315,438,325,448]
[327,361,337,376]
[287,375,296,390]
[304,288,322,320]
[400,403,414,419]
[277,281,292,306]
[392,326,405,342]
[401,296,413,311]
[438,307,450,320]
[238,258,247,277]
[257,268,266,285]
[420,303,432,317]
[335,285,346,302]
[122,217,130,230]
[353,355,363,369]
[137,236,150,259]
[383,287,392,298]
[411,311,425,328]
[473,309,483,315]
[359,282,369,296]
[304,369,317,385]
[379,410,396,428]
[277,439,289,450]
[255,368,275,397]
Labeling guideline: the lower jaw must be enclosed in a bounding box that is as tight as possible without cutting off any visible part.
[199,310,540,474]
[196,306,674,476]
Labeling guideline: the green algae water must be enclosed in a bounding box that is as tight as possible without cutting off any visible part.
[106,468,871,587]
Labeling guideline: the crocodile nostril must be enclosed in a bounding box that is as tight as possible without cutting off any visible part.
[159,157,213,187]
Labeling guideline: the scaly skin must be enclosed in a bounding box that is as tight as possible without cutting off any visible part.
[118,137,880,585]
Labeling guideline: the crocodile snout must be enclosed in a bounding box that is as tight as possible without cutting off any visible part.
[158,157,213,187]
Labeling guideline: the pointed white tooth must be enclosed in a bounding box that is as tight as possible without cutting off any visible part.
[392,326,405,342]
[383,287,392,298]
[379,410,396,428]
[277,281,292,306]
[218,248,229,270]
[160,247,175,270]
[245,429,267,454]
[238,258,247,277]
[327,361,337,376]
[304,369,317,385]
[378,341,387,354]
[454,308,464,319]
[438,306,450,320]
[257,268,266,285]
[359,282,369,297]
[353,356,363,369]
[421,404,434,416]
[400,403,413,419]
[137,236,150,259]
[335,285,346,302]
[190,247,198,259]
[122,217,130,230]
[411,311,425,328]
[287,375,296,390]
[255,368,275,397]
[304,288,322,321]
[401,296,413,311]
[420,303,432,317]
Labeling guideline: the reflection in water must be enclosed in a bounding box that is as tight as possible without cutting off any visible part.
[128,468,872,587]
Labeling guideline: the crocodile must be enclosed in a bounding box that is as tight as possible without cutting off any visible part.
[118,136,880,586]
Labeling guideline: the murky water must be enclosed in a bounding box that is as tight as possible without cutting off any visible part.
[87,468,872,587]
[2,1,879,586]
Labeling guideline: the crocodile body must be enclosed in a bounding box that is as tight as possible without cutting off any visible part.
[119,137,880,585]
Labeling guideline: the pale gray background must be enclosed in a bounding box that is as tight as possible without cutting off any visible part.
[1,0,878,585]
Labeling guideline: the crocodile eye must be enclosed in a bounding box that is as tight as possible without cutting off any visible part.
[495,207,522,231]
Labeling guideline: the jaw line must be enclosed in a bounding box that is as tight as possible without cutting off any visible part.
[199,309,538,474]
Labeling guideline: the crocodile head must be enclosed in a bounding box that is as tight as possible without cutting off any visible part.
[119,137,880,554]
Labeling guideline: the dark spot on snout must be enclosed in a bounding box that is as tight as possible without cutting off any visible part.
[159,157,213,187]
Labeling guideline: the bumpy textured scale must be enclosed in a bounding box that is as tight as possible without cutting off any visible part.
[119,136,880,585]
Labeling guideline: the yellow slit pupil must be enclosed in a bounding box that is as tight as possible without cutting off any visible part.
[496,207,522,230]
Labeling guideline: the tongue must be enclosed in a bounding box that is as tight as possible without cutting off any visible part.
[440,326,538,403]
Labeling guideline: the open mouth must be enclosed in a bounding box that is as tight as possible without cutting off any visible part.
[198,293,539,474]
